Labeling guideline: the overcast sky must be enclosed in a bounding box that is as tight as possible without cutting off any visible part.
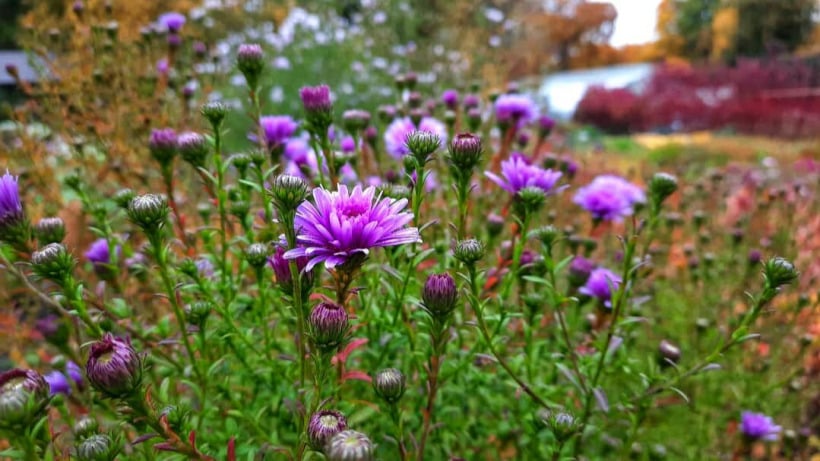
[609,0,662,47]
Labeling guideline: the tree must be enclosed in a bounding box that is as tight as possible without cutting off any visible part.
[734,0,817,57]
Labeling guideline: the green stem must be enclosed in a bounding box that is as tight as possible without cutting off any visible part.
[212,128,232,301]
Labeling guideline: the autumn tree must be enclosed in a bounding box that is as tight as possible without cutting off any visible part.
[734,0,817,56]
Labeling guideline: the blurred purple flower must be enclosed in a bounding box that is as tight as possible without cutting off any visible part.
[384,117,447,159]
[260,116,298,149]
[85,238,118,266]
[441,89,459,110]
[196,258,214,278]
[44,371,71,396]
[740,411,781,441]
[339,163,358,185]
[494,94,536,127]
[573,175,646,222]
[340,136,356,153]
[0,170,24,229]
[158,12,186,33]
[156,58,169,75]
[485,156,563,195]
[299,85,332,113]
[579,267,621,307]
[284,185,421,271]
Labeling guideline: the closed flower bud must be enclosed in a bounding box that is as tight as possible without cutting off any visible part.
[405,130,441,165]
[160,404,190,433]
[230,153,252,176]
[237,43,264,90]
[35,217,66,245]
[85,334,143,398]
[658,340,681,367]
[177,132,209,168]
[447,133,483,173]
[112,188,136,209]
[148,128,177,167]
[75,433,119,461]
[230,199,250,219]
[309,302,349,351]
[0,369,50,429]
[466,108,482,131]
[300,85,334,135]
[307,410,348,452]
[270,174,308,213]
[377,105,396,123]
[763,257,798,288]
[454,239,485,265]
[73,417,99,440]
[31,243,75,282]
[530,225,560,252]
[538,115,555,138]
[514,186,546,217]
[201,101,227,128]
[568,256,594,287]
[127,194,169,233]
[649,172,678,209]
[342,109,371,133]
[372,368,406,403]
[326,430,374,461]
[747,249,762,266]
[422,273,458,319]
[185,301,212,327]
[487,213,504,238]
[538,410,581,443]
[245,243,270,268]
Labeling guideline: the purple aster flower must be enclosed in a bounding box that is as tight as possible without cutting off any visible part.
[340,136,356,154]
[441,89,459,110]
[568,256,595,287]
[494,94,537,127]
[579,267,621,307]
[284,185,421,272]
[269,237,314,295]
[0,170,24,230]
[196,258,214,278]
[85,239,113,266]
[484,156,563,195]
[260,116,298,150]
[158,12,186,33]
[573,175,646,222]
[464,93,480,109]
[740,411,781,441]
[299,84,332,113]
[44,370,71,396]
[156,58,169,75]
[384,117,448,159]
[66,361,83,386]
[339,163,358,185]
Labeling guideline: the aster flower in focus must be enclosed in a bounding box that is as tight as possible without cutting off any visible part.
[579,267,621,307]
[384,117,447,159]
[494,94,537,127]
[740,411,781,441]
[284,185,421,272]
[158,12,186,33]
[485,156,563,195]
[573,175,646,222]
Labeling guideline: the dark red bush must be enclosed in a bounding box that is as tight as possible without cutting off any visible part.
[573,58,820,138]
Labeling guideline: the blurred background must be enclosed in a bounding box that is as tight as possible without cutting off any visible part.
[1,0,819,139]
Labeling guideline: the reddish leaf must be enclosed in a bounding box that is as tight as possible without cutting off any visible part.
[227,437,236,461]
[332,338,368,365]
[341,370,372,383]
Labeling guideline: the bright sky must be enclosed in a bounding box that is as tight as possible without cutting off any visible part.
[608,0,662,47]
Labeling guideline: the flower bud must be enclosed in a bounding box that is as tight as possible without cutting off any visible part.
[34,217,66,245]
[342,109,371,133]
[270,174,308,213]
[237,43,264,90]
[112,188,135,209]
[245,243,270,268]
[75,433,119,461]
[0,369,50,429]
[530,225,560,253]
[0,170,30,248]
[657,340,681,368]
[307,410,348,452]
[148,128,177,168]
[466,108,482,131]
[73,417,99,440]
[160,404,190,433]
[201,101,227,129]
[447,133,483,173]
[372,368,406,404]
[408,108,424,127]
[85,334,143,398]
[31,243,75,282]
[568,256,594,287]
[763,257,798,288]
[177,132,209,168]
[514,187,546,217]
[300,85,334,135]
[454,239,485,265]
[185,301,212,327]
[649,172,678,209]
[309,302,349,351]
[405,130,441,165]
[421,273,458,319]
[326,430,374,461]
[538,115,555,138]
[377,105,396,123]
[486,213,504,238]
[127,194,169,234]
